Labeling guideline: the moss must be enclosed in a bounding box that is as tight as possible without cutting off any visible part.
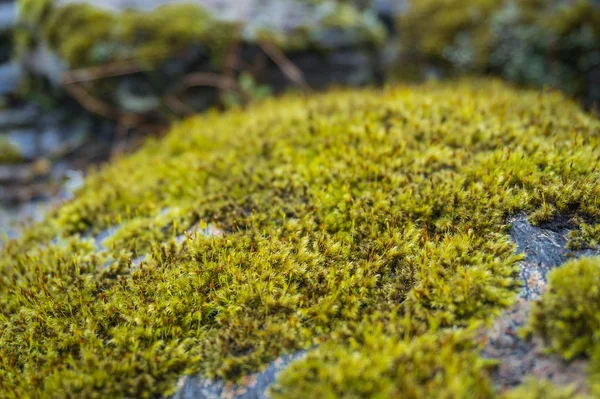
[397,0,600,102]
[271,327,495,398]
[399,0,503,69]
[502,378,591,399]
[568,223,600,250]
[0,80,599,397]
[525,257,600,360]
[17,0,386,70]
[0,137,24,164]
[32,2,238,68]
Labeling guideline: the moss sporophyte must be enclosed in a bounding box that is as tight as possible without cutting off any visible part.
[1,80,599,397]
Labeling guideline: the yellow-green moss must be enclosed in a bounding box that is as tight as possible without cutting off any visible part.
[1,80,600,397]
[271,326,495,398]
[568,223,600,250]
[0,137,24,164]
[525,257,600,360]
[17,0,386,70]
[38,3,236,68]
[502,378,591,399]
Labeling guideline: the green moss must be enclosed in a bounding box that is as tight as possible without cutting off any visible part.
[0,137,24,164]
[1,80,599,397]
[35,3,237,68]
[271,327,495,398]
[568,223,600,250]
[502,378,591,399]
[17,0,386,70]
[525,257,600,360]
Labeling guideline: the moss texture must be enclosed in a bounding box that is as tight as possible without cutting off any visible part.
[271,327,496,398]
[0,80,599,397]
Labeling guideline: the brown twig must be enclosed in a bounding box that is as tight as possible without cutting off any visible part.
[257,40,312,92]
[62,83,117,119]
[165,72,249,117]
[221,29,242,98]
[61,60,155,84]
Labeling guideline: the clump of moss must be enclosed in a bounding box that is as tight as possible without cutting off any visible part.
[0,137,24,164]
[29,2,237,68]
[271,326,495,398]
[568,223,600,250]
[502,378,591,399]
[0,80,599,397]
[525,257,600,360]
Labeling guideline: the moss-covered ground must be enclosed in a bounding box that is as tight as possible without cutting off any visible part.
[1,80,599,397]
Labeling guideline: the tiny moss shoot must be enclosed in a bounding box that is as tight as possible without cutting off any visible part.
[1,80,599,397]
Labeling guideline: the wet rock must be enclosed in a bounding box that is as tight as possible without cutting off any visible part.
[0,2,15,32]
[170,352,306,399]
[481,214,599,394]
[0,62,23,95]
[509,214,600,300]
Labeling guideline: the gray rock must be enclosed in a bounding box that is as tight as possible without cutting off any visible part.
[0,103,39,129]
[481,213,599,394]
[509,214,600,300]
[0,62,23,95]
[170,351,306,399]
[0,2,15,32]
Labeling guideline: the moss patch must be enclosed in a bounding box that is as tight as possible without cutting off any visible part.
[0,137,24,164]
[271,326,496,398]
[0,80,599,397]
[525,257,600,361]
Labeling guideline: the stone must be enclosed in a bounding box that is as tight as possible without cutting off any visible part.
[481,214,600,394]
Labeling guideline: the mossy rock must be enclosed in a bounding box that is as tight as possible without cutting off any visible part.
[396,0,600,107]
[14,0,388,118]
[1,79,600,397]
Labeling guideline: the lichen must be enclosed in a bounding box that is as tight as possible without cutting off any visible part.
[1,80,599,397]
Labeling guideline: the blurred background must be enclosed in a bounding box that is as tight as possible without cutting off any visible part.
[0,0,598,240]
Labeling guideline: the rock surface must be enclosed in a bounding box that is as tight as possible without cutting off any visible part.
[170,352,306,399]
[482,214,600,394]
